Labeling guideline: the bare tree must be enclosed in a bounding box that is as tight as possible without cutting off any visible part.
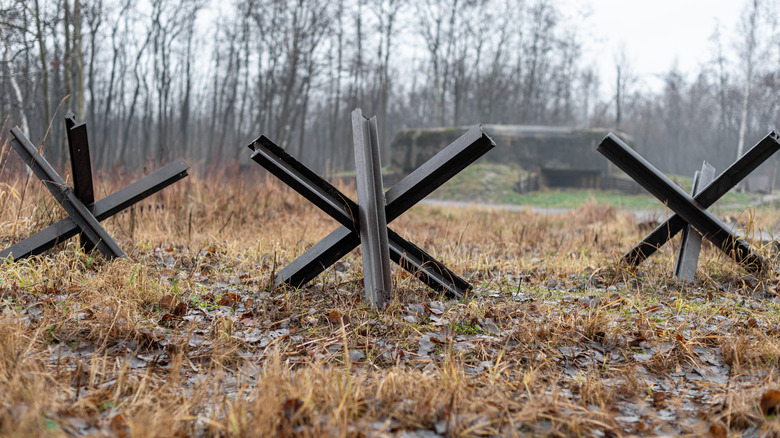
[613,47,637,131]
[0,16,29,138]
[32,0,51,123]
[736,0,760,161]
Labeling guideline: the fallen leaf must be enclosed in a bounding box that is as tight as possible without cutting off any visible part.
[171,302,187,316]
[160,268,176,279]
[159,313,179,325]
[38,286,59,295]
[708,423,727,438]
[760,390,780,417]
[159,295,176,311]
[328,311,349,326]
[110,413,130,438]
[218,295,235,307]
[652,391,666,407]
[282,398,304,422]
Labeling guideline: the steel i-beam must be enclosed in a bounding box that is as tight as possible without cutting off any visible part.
[598,133,768,274]
[65,112,96,250]
[9,127,126,259]
[622,132,780,266]
[673,162,715,283]
[248,124,495,298]
[351,109,393,306]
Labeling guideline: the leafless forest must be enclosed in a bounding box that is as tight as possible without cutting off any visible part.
[2,0,780,177]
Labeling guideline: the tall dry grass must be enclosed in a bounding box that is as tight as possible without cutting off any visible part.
[1,149,780,436]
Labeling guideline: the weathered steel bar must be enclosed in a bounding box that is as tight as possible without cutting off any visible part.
[386,229,470,297]
[384,125,494,220]
[674,162,715,283]
[249,136,356,230]
[65,112,96,251]
[9,127,126,259]
[598,133,767,273]
[250,126,493,297]
[351,110,392,307]
[269,125,494,291]
[1,160,189,260]
[250,136,470,296]
[623,131,780,265]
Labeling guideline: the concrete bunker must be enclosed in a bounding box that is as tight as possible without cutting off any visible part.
[389,125,636,191]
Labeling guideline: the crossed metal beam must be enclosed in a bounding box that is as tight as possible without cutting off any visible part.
[597,132,780,275]
[249,109,495,304]
[1,113,190,260]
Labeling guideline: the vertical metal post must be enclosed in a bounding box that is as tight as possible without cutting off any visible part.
[674,162,715,283]
[352,109,392,307]
[65,112,96,251]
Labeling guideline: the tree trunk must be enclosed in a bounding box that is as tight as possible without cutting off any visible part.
[737,0,758,162]
[64,0,73,112]
[34,0,51,123]
[73,0,85,117]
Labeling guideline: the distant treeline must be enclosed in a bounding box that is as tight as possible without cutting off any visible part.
[2,0,780,179]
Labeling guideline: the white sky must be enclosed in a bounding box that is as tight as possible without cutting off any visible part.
[581,0,746,95]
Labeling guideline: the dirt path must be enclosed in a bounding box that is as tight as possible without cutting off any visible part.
[419,199,669,223]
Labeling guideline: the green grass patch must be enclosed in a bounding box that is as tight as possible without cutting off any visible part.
[430,162,762,211]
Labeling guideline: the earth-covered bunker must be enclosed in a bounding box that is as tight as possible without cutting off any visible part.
[389,125,635,189]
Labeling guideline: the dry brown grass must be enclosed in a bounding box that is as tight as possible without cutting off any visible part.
[2,159,780,437]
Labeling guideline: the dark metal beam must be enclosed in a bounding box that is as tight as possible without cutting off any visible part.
[261,125,495,293]
[598,133,767,274]
[1,159,189,260]
[249,126,494,297]
[674,162,715,283]
[250,137,466,295]
[622,132,780,265]
[9,127,126,259]
[65,112,96,251]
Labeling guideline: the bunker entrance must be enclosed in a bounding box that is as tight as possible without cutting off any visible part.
[541,168,600,188]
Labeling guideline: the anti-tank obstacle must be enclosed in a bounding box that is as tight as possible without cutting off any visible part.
[1,113,190,260]
[249,108,495,308]
[597,132,780,279]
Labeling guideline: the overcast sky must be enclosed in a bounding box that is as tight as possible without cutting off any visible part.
[581,0,747,94]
